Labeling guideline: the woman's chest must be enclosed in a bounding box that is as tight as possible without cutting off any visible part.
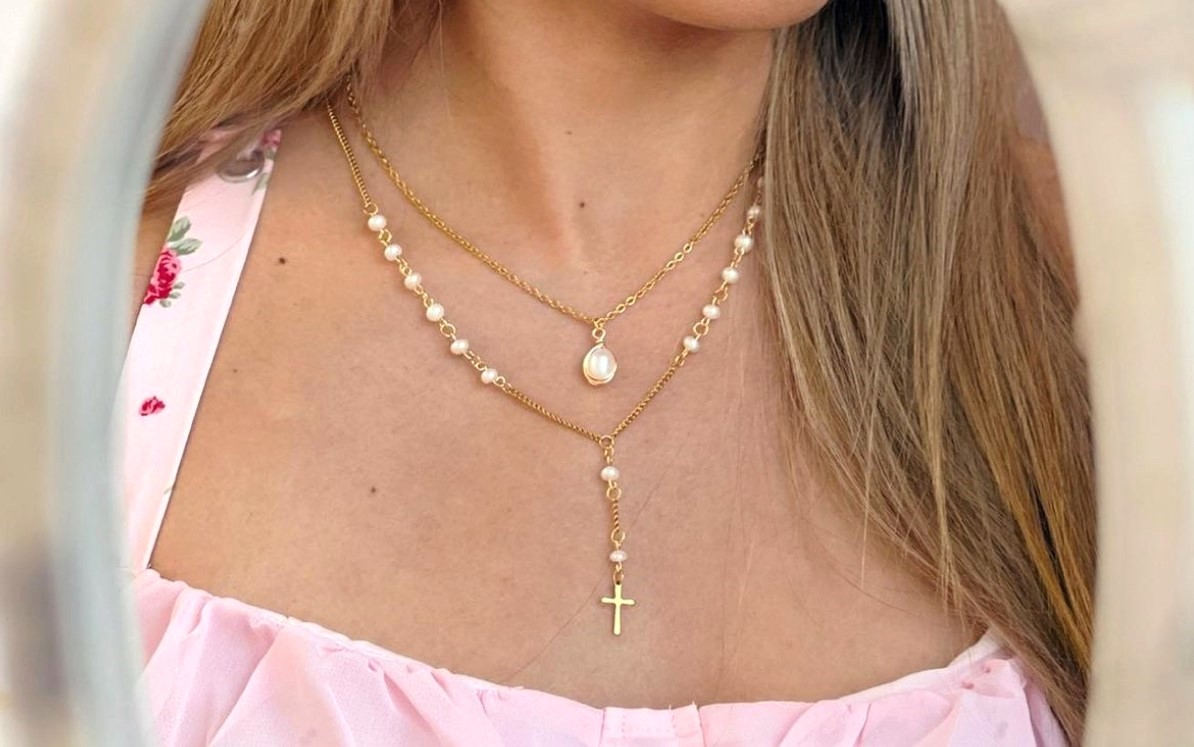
[137,152,974,708]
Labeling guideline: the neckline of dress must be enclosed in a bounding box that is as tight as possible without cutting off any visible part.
[132,566,1005,712]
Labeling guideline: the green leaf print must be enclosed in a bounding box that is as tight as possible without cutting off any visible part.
[172,237,201,255]
[253,171,270,193]
[167,216,192,243]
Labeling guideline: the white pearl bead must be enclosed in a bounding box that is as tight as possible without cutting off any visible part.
[601,466,620,482]
[450,339,470,355]
[609,549,627,563]
[683,335,700,352]
[582,344,618,386]
[383,243,402,261]
[721,267,740,284]
[404,272,422,290]
[734,234,754,252]
[702,304,721,320]
[481,368,499,384]
[747,204,762,221]
[425,303,445,322]
[367,214,388,232]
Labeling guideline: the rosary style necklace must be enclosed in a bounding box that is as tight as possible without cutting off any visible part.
[326,96,763,636]
[342,81,756,387]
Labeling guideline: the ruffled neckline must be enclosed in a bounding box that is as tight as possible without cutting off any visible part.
[131,567,1067,746]
[134,567,1000,704]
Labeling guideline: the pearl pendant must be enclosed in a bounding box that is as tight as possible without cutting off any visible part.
[582,343,618,386]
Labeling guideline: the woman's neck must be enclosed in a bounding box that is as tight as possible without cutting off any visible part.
[367,0,773,262]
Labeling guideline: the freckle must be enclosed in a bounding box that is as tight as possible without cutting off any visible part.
[370,486,377,494]
[277,256,287,264]
[232,368,239,373]
[566,130,573,136]
[579,201,586,208]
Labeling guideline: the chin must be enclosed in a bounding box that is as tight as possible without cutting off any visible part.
[626,0,832,31]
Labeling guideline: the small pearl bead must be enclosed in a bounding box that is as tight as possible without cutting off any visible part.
[609,549,628,563]
[747,204,762,221]
[734,234,754,252]
[367,214,388,232]
[450,339,470,355]
[683,335,700,352]
[481,368,499,384]
[721,267,740,284]
[383,243,402,261]
[425,303,445,322]
[404,272,422,290]
[601,466,620,482]
[702,304,721,320]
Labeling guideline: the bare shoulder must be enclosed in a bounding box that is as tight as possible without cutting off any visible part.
[1013,135,1076,281]
[1012,136,1069,225]
[128,188,183,334]
[1014,137,1064,214]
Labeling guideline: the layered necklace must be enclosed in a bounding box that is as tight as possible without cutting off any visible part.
[345,83,756,386]
[326,83,763,636]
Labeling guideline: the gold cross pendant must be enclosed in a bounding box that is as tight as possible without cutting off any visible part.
[600,581,635,636]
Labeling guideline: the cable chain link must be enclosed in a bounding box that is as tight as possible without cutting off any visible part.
[344,80,758,335]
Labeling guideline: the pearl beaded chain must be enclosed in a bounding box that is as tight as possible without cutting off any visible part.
[372,221,756,383]
[344,79,758,390]
[327,98,762,636]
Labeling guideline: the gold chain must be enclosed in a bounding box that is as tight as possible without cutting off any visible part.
[343,80,757,336]
[326,97,762,632]
[326,99,759,447]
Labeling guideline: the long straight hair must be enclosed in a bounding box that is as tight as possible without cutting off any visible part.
[147,1,1095,741]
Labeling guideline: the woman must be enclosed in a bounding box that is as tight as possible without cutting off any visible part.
[123,0,1093,744]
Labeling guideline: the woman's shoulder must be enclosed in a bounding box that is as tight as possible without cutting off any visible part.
[1014,135,1077,286]
[1014,137,1070,234]
[127,128,282,334]
[129,194,183,333]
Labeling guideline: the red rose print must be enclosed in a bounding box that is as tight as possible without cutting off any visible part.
[139,396,166,416]
[143,247,182,305]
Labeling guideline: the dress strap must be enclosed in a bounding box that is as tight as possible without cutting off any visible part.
[119,130,282,571]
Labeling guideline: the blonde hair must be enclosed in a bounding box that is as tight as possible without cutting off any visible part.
[149,1,1095,741]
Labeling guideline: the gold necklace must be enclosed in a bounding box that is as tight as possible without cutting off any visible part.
[327,100,762,636]
[343,81,757,388]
